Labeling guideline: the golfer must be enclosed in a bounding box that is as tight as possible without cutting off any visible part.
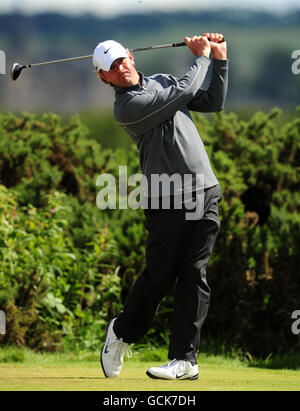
[94,34,228,380]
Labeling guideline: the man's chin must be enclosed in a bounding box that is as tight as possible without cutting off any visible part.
[117,79,137,88]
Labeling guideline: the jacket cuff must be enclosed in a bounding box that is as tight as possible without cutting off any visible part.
[196,55,211,65]
[212,59,229,68]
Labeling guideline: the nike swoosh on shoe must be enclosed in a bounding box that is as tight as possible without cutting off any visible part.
[176,373,188,379]
[104,339,110,354]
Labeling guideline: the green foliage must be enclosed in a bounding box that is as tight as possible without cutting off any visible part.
[0,111,128,207]
[78,110,132,151]
[0,185,119,350]
[0,109,299,356]
[192,108,300,356]
[0,346,25,363]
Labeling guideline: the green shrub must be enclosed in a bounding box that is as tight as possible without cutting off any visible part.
[194,108,300,356]
[0,186,119,350]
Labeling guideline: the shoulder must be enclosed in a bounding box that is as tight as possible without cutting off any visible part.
[146,73,178,88]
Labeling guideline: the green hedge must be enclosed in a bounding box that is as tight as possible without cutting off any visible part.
[0,109,299,356]
[198,108,300,356]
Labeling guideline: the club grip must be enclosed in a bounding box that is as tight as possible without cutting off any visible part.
[172,42,187,47]
[173,37,225,47]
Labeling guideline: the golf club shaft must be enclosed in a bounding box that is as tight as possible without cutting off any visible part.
[23,38,224,69]
[130,41,187,52]
[25,54,94,69]
[24,42,187,69]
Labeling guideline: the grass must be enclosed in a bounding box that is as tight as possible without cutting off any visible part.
[0,346,299,391]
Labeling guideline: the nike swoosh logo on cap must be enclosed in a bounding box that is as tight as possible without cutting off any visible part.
[104,48,111,54]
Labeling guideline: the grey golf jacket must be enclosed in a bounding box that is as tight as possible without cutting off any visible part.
[113,55,229,199]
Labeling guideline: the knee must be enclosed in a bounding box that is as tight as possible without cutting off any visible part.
[142,269,176,295]
[183,264,211,296]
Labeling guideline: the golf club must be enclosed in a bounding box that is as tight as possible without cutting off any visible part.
[10,37,225,81]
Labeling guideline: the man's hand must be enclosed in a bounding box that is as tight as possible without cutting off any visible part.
[203,33,227,60]
[184,36,211,58]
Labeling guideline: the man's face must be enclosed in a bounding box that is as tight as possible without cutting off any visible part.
[98,53,139,88]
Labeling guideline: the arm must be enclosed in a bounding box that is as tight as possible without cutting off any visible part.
[115,56,210,130]
[187,58,229,113]
[114,36,212,136]
[187,32,228,112]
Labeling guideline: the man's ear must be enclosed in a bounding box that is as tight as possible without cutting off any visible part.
[98,70,111,86]
[98,70,105,80]
[127,50,135,65]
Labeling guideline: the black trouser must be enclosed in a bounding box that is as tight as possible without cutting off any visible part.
[114,184,222,363]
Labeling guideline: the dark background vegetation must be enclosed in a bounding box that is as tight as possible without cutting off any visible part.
[0,109,299,358]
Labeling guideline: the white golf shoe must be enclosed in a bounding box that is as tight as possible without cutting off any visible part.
[146,359,198,380]
[100,318,132,378]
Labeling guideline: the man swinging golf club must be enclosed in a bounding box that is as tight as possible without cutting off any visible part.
[94,33,228,380]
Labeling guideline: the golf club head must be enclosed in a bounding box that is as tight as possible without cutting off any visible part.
[10,63,23,81]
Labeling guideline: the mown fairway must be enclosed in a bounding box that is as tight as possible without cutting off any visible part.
[0,349,299,391]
